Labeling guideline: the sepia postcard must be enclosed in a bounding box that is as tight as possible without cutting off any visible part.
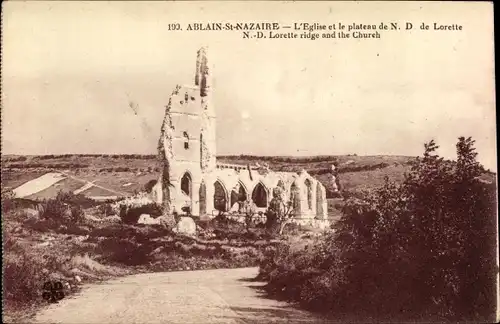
[1,1,498,323]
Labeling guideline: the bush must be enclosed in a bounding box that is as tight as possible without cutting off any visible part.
[119,203,163,225]
[1,190,17,213]
[259,137,498,322]
[3,249,45,304]
[97,238,151,266]
[2,234,70,306]
[97,203,115,216]
[3,156,28,162]
[56,191,97,209]
[40,192,86,226]
[144,179,158,193]
[114,167,132,172]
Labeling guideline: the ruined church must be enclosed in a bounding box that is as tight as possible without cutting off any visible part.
[152,47,329,226]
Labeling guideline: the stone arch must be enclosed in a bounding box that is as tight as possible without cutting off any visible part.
[252,182,268,208]
[230,181,248,211]
[290,182,301,214]
[180,171,193,214]
[316,182,324,217]
[199,181,206,215]
[213,180,228,212]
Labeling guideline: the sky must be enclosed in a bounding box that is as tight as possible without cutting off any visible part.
[2,2,497,170]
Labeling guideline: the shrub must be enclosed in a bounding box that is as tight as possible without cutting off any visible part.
[39,192,86,226]
[113,194,164,224]
[2,235,70,306]
[97,238,151,266]
[265,187,294,235]
[3,248,45,304]
[144,179,158,193]
[119,203,163,225]
[63,223,92,236]
[3,156,28,162]
[259,137,498,322]
[1,190,17,213]
[53,191,97,209]
[97,203,115,216]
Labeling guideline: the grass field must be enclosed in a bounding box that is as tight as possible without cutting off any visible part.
[1,154,416,195]
[3,153,495,220]
[1,153,422,222]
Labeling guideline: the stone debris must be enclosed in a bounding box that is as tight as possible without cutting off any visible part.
[22,208,40,218]
[137,214,161,225]
[175,217,196,235]
[102,215,121,223]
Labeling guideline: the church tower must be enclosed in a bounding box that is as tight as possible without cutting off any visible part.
[198,47,217,173]
[155,47,216,216]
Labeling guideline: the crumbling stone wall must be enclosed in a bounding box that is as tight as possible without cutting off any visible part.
[154,47,329,226]
[200,109,214,172]
[157,94,177,215]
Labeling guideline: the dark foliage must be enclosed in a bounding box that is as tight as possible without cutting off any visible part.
[1,190,17,214]
[144,179,158,193]
[119,203,163,225]
[97,203,115,216]
[2,156,28,162]
[39,191,87,226]
[2,233,71,306]
[259,137,497,322]
[5,162,90,169]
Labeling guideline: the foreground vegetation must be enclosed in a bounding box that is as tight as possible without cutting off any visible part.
[2,191,293,322]
[2,146,496,322]
[258,137,497,322]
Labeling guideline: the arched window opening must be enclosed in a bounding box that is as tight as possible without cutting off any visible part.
[199,182,206,215]
[183,131,189,149]
[214,181,228,212]
[181,172,192,198]
[230,182,248,211]
[252,182,268,208]
[316,183,324,217]
[305,179,313,210]
[290,183,301,214]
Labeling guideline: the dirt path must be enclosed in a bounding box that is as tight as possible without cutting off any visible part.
[33,267,334,324]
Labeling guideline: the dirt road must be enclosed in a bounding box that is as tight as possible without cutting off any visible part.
[33,267,334,324]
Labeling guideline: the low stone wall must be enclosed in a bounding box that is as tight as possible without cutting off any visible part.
[205,212,330,229]
[292,217,330,229]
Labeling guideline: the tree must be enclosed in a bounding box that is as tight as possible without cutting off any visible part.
[259,137,497,322]
[335,137,498,320]
[267,187,295,235]
[241,199,257,231]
